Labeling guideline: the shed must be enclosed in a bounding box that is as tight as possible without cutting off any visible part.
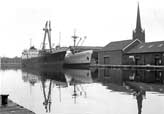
[98,39,141,65]
[126,41,164,65]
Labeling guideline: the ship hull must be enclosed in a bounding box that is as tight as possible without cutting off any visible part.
[63,63,90,69]
[64,68,93,84]
[22,51,66,69]
[64,50,93,68]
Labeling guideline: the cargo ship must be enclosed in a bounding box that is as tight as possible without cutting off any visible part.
[22,21,66,68]
[64,31,93,68]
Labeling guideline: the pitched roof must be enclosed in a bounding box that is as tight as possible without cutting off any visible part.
[127,41,164,54]
[101,40,133,51]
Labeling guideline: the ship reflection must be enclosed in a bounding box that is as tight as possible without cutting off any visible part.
[22,67,93,112]
[64,68,92,103]
[42,80,52,112]
[22,68,66,112]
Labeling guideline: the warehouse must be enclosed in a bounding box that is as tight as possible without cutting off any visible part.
[125,41,164,65]
[98,39,141,65]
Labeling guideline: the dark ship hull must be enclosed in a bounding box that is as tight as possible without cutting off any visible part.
[22,50,66,69]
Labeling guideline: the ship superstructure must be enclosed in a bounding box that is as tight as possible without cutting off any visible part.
[64,31,93,67]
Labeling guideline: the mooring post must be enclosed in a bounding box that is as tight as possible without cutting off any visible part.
[1,94,9,106]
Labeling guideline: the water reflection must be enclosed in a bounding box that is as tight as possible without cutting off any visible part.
[97,68,164,114]
[123,69,164,93]
[22,67,94,112]
[97,68,130,93]
[123,69,164,114]
[126,81,146,114]
[42,80,52,112]
[1,67,164,114]
[0,64,21,71]
[22,68,65,112]
[97,68,164,93]
[64,69,92,103]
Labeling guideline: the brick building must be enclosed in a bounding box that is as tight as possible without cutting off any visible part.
[98,39,141,65]
[125,41,164,65]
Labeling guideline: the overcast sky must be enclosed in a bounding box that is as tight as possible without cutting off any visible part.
[0,0,164,57]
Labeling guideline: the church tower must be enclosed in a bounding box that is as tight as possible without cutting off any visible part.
[133,4,145,43]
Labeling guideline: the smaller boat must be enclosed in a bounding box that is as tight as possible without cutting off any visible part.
[64,31,93,68]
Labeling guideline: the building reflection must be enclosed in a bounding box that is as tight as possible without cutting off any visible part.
[0,64,21,71]
[97,68,164,114]
[123,69,164,114]
[123,69,164,93]
[97,68,130,93]
[97,68,164,93]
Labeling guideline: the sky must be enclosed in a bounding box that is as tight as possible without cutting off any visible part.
[0,0,164,57]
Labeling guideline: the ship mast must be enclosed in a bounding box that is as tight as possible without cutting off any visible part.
[30,38,32,47]
[42,21,52,52]
[47,21,52,52]
[42,21,48,50]
[59,32,61,47]
[72,29,78,47]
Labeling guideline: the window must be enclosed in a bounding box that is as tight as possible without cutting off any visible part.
[148,45,154,48]
[139,45,144,49]
[158,44,163,47]
[104,68,110,77]
[104,57,110,64]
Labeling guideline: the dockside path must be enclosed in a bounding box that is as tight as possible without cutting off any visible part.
[0,99,35,114]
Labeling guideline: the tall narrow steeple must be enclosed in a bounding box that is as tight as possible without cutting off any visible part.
[133,3,145,43]
[136,4,141,31]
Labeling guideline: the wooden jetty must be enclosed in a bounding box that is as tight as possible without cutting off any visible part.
[0,98,35,114]
[90,64,164,69]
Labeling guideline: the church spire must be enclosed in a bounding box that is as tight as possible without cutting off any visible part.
[136,3,142,31]
[133,3,145,43]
